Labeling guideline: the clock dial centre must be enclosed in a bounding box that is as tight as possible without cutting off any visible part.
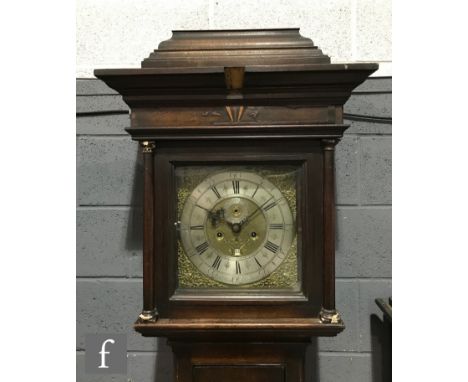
[206,196,267,258]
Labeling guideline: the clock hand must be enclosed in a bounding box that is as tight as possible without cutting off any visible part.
[240,196,274,228]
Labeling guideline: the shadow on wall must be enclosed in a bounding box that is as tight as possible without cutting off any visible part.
[371,314,392,382]
[154,340,175,381]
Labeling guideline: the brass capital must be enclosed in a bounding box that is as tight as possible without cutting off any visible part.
[322,138,339,151]
[140,141,156,153]
[138,309,158,322]
[320,308,342,324]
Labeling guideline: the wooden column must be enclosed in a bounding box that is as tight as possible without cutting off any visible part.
[320,138,341,324]
[139,140,158,322]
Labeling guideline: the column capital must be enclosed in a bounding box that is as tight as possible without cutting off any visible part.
[319,308,342,324]
[138,308,159,323]
[140,140,156,153]
[321,138,340,151]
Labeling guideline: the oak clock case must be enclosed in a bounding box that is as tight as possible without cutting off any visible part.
[94,28,377,382]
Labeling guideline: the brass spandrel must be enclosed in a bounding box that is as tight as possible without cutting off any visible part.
[177,237,298,289]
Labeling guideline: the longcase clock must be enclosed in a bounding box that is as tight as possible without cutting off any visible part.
[95,29,377,382]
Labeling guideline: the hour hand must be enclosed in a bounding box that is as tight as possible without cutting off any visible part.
[240,197,273,228]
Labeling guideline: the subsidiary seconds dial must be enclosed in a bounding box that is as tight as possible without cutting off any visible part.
[179,171,295,285]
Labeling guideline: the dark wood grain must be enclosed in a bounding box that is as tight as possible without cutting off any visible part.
[142,29,330,68]
[144,141,324,321]
[193,365,284,382]
[171,342,307,382]
[135,318,344,340]
[93,69,377,108]
[322,139,338,311]
[131,105,333,126]
[141,142,157,319]
[125,123,348,141]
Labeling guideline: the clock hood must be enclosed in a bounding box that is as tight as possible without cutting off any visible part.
[94,29,377,110]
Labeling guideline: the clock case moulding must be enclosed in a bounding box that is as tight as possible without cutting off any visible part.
[94,29,377,341]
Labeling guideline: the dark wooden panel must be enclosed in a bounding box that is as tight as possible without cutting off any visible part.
[172,341,307,382]
[322,139,337,311]
[142,142,156,316]
[193,365,284,382]
[131,105,333,126]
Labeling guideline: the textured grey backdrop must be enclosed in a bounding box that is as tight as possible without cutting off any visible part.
[76,77,392,382]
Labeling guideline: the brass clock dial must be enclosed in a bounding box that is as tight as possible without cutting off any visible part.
[179,171,295,285]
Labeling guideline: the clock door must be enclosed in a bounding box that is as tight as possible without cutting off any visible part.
[151,140,324,320]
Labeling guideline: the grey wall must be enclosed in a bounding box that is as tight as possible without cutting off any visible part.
[77,0,392,78]
[76,77,392,382]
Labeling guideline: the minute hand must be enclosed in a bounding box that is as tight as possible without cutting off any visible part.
[240,197,274,227]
